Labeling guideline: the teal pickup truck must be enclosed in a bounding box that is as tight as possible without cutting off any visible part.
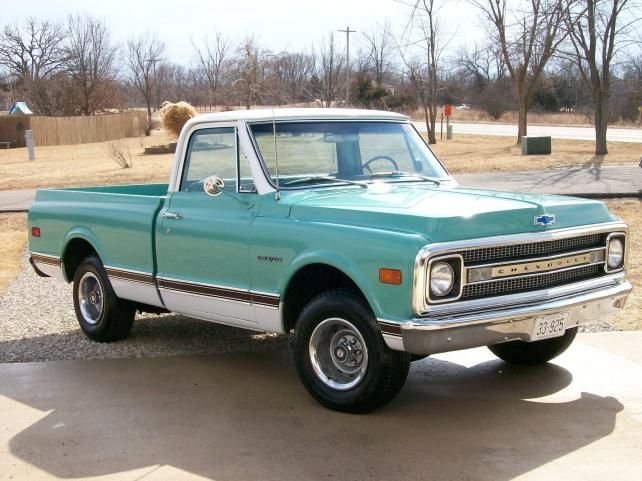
[28,109,632,412]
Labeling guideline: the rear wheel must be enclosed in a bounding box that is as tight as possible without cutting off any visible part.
[488,327,578,365]
[73,256,135,342]
[293,289,410,413]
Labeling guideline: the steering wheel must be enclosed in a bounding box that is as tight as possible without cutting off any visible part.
[362,155,399,174]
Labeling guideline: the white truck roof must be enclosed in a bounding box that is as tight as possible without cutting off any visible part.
[189,108,409,124]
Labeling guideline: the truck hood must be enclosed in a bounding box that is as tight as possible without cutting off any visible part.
[282,183,615,242]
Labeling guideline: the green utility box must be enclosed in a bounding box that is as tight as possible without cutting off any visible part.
[521,136,551,155]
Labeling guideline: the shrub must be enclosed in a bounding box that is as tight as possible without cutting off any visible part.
[161,101,198,136]
[107,141,133,169]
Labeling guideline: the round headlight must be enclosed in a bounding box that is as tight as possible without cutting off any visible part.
[430,262,455,297]
[607,238,624,269]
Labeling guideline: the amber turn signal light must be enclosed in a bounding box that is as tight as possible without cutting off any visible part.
[31,227,41,237]
[379,268,402,285]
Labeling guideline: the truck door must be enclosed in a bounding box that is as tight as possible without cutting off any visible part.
[156,124,259,328]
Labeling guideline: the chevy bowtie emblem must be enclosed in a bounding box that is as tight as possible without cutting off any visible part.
[534,214,556,226]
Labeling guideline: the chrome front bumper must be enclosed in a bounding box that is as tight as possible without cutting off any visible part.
[379,278,632,356]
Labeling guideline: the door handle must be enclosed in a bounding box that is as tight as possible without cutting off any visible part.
[162,212,182,220]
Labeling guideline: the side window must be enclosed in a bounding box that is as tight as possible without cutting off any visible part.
[181,127,236,192]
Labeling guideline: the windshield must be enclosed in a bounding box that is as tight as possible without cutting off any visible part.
[249,121,449,188]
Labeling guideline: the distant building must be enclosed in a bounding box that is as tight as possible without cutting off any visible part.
[9,101,33,115]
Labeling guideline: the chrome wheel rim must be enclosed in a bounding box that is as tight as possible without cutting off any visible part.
[309,318,369,391]
[78,272,104,325]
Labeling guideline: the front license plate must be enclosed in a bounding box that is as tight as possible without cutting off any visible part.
[531,312,569,341]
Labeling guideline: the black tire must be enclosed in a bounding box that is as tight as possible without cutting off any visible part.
[488,327,578,365]
[72,255,135,342]
[293,289,411,413]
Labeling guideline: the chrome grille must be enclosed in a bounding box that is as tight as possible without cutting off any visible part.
[461,234,603,264]
[461,264,602,300]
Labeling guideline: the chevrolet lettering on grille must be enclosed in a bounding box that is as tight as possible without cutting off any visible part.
[491,253,593,278]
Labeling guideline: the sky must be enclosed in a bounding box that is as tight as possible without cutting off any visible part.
[0,0,486,64]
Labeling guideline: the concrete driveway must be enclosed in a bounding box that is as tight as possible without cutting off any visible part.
[1,332,640,481]
[457,164,642,196]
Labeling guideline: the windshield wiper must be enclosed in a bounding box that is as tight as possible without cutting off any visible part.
[368,171,441,186]
[283,176,368,188]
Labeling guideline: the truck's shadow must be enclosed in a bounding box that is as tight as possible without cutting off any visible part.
[1,351,623,480]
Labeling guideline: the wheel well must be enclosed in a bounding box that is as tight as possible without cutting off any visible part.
[62,238,98,282]
[282,264,368,333]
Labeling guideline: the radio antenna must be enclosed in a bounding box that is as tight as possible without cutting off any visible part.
[272,108,281,201]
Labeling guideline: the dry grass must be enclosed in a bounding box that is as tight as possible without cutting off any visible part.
[415,107,641,128]
[0,129,174,191]
[606,199,642,331]
[430,135,642,174]
[0,213,26,297]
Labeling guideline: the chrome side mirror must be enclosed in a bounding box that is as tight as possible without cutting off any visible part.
[203,175,225,197]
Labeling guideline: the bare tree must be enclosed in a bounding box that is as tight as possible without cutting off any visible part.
[0,18,65,113]
[64,15,119,115]
[318,34,345,107]
[193,33,230,109]
[271,52,316,103]
[233,37,268,109]
[469,0,567,143]
[565,0,636,155]
[457,43,513,118]
[397,0,443,144]
[125,33,165,121]
[363,22,394,87]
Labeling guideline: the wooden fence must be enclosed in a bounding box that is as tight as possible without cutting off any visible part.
[0,111,147,148]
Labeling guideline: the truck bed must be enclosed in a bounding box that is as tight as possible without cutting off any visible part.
[29,183,168,278]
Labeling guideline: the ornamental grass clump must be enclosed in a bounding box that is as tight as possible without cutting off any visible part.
[107,140,133,169]
[161,101,198,136]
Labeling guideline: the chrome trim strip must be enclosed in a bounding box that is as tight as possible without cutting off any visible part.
[378,320,402,336]
[104,266,155,285]
[30,252,61,266]
[156,276,280,307]
[465,260,604,286]
[466,246,605,272]
[412,222,628,316]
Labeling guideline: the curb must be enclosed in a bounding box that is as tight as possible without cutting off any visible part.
[0,208,29,214]
[571,192,642,199]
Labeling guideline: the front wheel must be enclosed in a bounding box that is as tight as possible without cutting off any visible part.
[73,255,136,342]
[488,327,578,365]
[293,289,411,413]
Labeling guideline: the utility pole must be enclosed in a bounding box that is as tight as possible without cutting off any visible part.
[338,25,356,105]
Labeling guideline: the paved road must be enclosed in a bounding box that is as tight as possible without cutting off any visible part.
[0,189,35,212]
[0,332,640,480]
[413,120,642,143]
[1,164,639,213]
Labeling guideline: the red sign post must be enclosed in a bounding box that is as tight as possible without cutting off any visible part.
[444,104,453,140]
